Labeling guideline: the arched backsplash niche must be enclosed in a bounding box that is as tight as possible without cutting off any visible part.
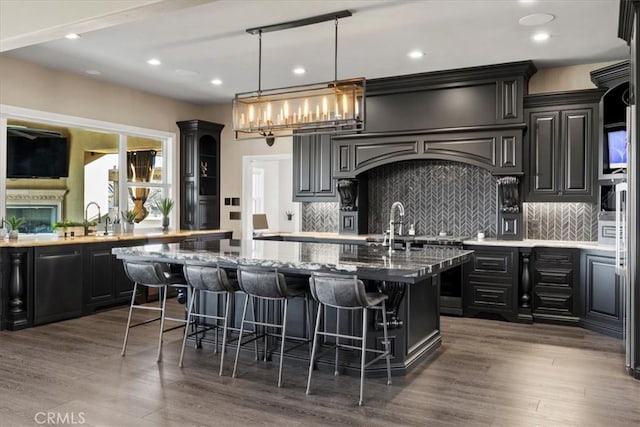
[366,160,498,237]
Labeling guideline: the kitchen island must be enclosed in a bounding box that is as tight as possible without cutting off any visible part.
[113,239,473,375]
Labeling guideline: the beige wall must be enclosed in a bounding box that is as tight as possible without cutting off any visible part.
[0,55,204,132]
[200,103,292,238]
[528,61,619,94]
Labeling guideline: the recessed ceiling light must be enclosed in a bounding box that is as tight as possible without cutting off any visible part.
[532,32,550,42]
[211,78,223,85]
[293,67,306,75]
[85,70,101,75]
[65,33,80,40]
[408,50,425,59]
[519,13,555,26]
[146,58,161,66]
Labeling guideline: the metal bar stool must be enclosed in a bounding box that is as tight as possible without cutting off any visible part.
[179,263,240,375]
[232,265,311,387]
[305,272,392,406]
[121,260,190,362]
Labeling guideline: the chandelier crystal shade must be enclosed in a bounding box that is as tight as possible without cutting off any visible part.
[232,10,365,139]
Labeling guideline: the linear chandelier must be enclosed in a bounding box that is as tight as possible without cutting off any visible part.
[233,10,365,141]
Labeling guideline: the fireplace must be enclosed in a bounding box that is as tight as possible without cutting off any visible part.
[6,189,66,233]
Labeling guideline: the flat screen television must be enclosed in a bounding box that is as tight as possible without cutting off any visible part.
[6,127,70,178]
[605,123,627,170]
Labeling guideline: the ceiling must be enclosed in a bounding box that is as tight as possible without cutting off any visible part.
[0,0,629,105]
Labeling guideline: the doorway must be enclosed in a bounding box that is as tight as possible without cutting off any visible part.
[242,154,300,238]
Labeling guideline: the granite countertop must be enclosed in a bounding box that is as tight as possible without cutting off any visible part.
[112,239,474,284]
[0,229,233,248]
[258,231,615,252]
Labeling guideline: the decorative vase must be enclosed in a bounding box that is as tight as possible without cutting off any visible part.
[8,230,19,240]
[162,216,170,232]
[123,221,135,234]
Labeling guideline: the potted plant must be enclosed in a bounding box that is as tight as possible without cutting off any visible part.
[155,198,175,232]
[121,209,137,234]
[4,216,25,240]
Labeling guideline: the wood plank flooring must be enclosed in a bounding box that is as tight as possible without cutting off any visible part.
[1,299,639,426]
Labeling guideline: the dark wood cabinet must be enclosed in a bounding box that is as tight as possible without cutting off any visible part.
[581,250,624,338]
[33,245,83,326]
[293,132,336,201]
[177,120,224,229]
[463,245,518,321]
[83,241,139,313]
[532,247,580,324]
[524,89,606,202]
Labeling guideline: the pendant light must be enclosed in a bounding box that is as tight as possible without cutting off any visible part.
[233,10,365,141]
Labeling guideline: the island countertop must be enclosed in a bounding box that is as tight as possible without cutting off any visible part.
[113,239,474,284]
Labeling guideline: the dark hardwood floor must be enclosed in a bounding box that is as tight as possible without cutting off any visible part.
[1,299,639,426]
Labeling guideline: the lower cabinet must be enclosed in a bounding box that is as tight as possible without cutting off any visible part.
[463,246,518,321]
[83,241,138,313]
[33,245,83,325]
[532,248,580,324]
[581,250,624,338]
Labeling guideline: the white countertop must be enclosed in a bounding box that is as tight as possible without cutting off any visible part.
[258,232,616,252]
[463,238,615,251]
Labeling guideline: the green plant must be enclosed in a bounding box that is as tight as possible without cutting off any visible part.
[156,198,175,217]
[121,209,137,224]
[4,216,25,231]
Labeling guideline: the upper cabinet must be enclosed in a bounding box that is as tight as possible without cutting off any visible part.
[177,120,224,230]
[590,61,630,183]
[292,132,337,201]
[524,89,606,202]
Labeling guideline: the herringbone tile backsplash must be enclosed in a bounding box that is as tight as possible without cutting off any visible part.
[300,162,599,242]
[366,160,498,237]
[524,202,598,241]
[301,202,339,232]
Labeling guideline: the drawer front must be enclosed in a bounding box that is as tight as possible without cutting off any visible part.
[534,286,573,315]
[536,268,573,287]
[475,254,509,272]
[468,249,515,281]
[468,281,513,310]
[534,248,579,267]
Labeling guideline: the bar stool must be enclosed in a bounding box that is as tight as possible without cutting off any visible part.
[121,260,190,362]
[232,265,310,387]
[179,263,240,375]
[305,272,392,406]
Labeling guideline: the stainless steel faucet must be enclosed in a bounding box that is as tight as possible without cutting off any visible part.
[84,201,102,235]
[388,201,405,252]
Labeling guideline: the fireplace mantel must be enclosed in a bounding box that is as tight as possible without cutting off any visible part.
[6,189,67,203]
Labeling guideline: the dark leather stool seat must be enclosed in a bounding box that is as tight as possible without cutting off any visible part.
[232,265,312,387]
[306,272,392,406]
[179,263,240,375]
[121,260,190,362]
